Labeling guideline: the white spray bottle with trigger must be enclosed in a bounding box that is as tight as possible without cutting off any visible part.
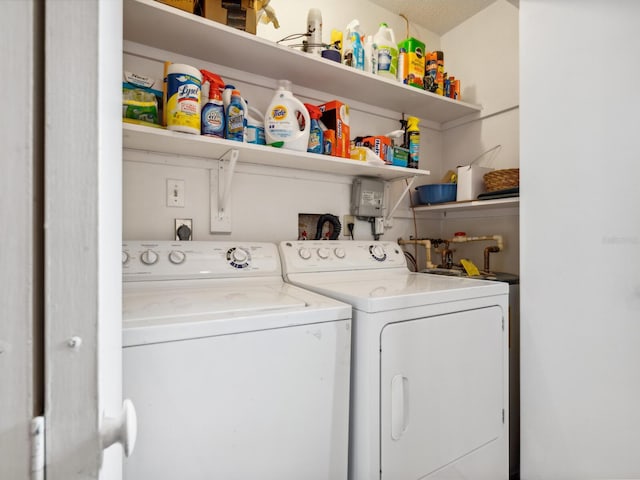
[264,80,310,152]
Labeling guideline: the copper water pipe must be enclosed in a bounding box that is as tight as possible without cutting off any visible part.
[448,234,504,273]
[397,238,436,270]
[484,246,501,272]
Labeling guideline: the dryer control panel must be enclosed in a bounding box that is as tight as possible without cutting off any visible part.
[123,241,281,281]
[279,241,407,274]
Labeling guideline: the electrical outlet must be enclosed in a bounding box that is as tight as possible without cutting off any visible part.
[175,218,192,241]
[343,215,355,238]
[167,179,185,207]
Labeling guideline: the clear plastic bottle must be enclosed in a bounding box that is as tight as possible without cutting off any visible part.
[364,35,377,74]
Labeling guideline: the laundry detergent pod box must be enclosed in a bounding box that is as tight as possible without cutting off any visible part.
[319,101,350,158]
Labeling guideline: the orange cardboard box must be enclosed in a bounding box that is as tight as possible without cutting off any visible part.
[202,0,258,34]
[362,135,392,163]
[319,101,350,158]
[156,0,197,13]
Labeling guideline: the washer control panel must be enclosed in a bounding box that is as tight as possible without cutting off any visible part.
[279,241,406,274]
[123,241,280,281]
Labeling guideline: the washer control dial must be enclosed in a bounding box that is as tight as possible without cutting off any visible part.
[369,245,387,262]
[334,247,346,259]
[122,251,129,265]
[168,250,186,265]
[317,247,330,259]
[140,249,159,265]
[227,247,251,269]
[298,248,312,260]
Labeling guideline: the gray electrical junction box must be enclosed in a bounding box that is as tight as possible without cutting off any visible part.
[351,177,385,218]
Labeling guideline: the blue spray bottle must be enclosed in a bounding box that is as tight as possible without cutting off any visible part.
[304,103,324,154]
[226,89,245,142]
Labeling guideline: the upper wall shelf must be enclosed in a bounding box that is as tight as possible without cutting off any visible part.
[123,0,482,124]
[123,123,430,181]
[412,197,519,213]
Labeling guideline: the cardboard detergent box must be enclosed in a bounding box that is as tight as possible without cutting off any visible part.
[319,101,350,158]
[156,0,198,13]
[456,165,494,201]
[202,0,258,34]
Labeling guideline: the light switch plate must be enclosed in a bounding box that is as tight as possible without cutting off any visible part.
[167,178,185,207]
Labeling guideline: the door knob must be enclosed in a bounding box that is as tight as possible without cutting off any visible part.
[100,398,137,457]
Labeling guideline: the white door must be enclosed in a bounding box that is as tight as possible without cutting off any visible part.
[380,307,506,479]
[1,1,39,478]
[44,0,128,479]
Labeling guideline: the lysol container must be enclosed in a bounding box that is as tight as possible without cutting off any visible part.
[166,63,201,134]
[264,80,310,151]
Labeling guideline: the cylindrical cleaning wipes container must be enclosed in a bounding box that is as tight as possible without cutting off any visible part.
[166,63,202,134]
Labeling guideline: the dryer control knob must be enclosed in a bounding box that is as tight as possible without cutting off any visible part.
[317,247,330,259]
[230,248,249,264]
[140,249,159,265]
[298,248,312,260]
[334,247,346,259]
[370,245,387,261]
[122,251,129,265]
[168,250,186,265]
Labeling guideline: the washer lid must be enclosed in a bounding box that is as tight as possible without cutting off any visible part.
[286,270,508,313]
[123,278,351,346]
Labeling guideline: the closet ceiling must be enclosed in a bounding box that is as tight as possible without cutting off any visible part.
[369,0,519,35]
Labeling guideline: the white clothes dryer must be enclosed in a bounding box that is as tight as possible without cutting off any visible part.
[279,240,509,480]
[122,241,351,480]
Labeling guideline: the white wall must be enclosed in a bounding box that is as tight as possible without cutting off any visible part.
[520,1,640,478]
[420,0,521,276]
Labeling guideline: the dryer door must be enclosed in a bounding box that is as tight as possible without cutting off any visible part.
[380,306,506,479]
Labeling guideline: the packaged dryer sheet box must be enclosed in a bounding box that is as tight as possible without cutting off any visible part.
[456,165,494,201]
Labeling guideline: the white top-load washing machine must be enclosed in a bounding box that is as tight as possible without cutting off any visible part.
[122,241,351,480]
[279,240,510,480]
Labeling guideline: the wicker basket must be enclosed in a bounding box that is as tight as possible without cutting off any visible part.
[483,168,519,192]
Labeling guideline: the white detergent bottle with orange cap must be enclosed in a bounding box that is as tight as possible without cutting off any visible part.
[264,80,310,151]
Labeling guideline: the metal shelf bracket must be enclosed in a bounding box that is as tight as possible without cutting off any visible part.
[385,175,417,222]
[210,148,239,233]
